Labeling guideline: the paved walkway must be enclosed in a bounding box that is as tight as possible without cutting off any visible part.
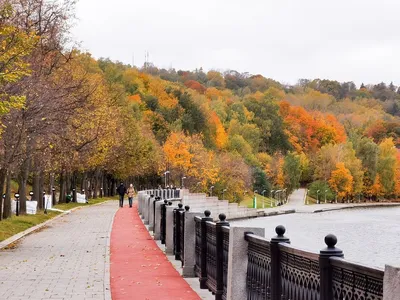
[0,201,118,300]
[110,202,200,300]
[259,188,400,215]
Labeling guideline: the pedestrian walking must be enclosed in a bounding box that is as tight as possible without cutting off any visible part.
[116,182,127,208]
[127,184,135,208]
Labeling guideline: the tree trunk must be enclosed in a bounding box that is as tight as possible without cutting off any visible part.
[59,171,66,203]
[0,168,6,221]
[3,171,11,219]
[50,173,56,205]
[18,158,31,215]
[33,172,41,209]
[39,171,44,210]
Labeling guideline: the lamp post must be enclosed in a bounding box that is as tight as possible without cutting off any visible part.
[43,191,47,214]
[222,188,227,200]
[262,189,267,208]
[210,186,214,197]
[181,176,186,188]
[15,193,20,216]
[164,171,170,188]
[253,190,258,209]
[271,190,275,207]
[100,187,103,198]
[283,188,287,204]
[29,191,34,201]
[317,190,320,204]
[52,187,56,205]
[324,190,327,204]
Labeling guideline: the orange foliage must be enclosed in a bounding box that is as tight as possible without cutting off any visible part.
[329,162,353,200]
[279,101,346,153]
[206,87,223,100]
[148,79,178,108]
[128,94,142,104]
[370,175,384,198]
[209,112,227,149]
[184,80,206,94]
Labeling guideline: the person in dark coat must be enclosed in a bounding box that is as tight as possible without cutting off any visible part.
[116,182,127,208]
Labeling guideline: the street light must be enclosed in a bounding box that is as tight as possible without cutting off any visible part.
[43,191,47,214]
[262,189,267,208]
[271,190,275,207]
[164,171,170,188]
[324,190,328,204]
[253,190,258,209]
[222,188,227,200]
[15,193,20,216]
[210,186,214,197]
[29,191,34,201]
[52,187,56,205]
[317,190,320,204]
[181,176,187,188]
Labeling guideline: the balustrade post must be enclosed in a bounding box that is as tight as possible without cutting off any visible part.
[200,210,213,289]
[174,203,184,260]
[270,225,290,300]
[319,234,343,300]
[215,213,229,300]
[180,205,190,265]
[160,200,168,244]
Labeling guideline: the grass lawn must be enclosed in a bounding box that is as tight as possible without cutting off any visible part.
[241,194,276,209]
[0,210,60,242]
[0,197,115,242]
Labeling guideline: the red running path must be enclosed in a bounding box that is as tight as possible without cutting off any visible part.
[110,202,201,300]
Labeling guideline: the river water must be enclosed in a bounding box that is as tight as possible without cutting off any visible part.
[233,206,400,269]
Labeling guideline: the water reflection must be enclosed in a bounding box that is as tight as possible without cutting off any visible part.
[233,206,400,269]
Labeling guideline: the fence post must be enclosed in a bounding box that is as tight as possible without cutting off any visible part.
[180,205,190,265]
[215,213,229,300]
[160,200,168,244]
[174,203,184,259]
[270,225,290,300]
[200,210,213,289]
[319,234,343,300]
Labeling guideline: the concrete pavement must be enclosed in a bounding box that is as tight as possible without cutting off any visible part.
[0,201,118,300]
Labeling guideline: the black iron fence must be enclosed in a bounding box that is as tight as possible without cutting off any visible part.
[244,227,383,300]
[140,190,385,300]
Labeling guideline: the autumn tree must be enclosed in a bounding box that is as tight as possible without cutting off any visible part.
[329,163,353,201]
[377,138,397,195]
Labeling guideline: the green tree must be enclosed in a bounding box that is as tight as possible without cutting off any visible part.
[283,152,301,193]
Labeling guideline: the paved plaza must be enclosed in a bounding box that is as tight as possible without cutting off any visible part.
[0,201,118,300]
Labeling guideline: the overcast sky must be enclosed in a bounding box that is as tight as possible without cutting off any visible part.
[71,0,399,86]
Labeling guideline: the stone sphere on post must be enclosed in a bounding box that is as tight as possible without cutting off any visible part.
[320,234,343,258]
[218,213,227,222]
[178,203,183,209]
[271,225,290,244]
[204,210,211,217]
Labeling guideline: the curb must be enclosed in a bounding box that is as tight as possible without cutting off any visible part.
[104,204,118,300]
[0,200,113,250]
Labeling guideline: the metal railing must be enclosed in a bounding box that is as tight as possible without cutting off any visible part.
[244,227,383,300]
[139,189,385,300]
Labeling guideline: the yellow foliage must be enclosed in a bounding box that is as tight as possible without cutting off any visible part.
[329,162,354,200]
